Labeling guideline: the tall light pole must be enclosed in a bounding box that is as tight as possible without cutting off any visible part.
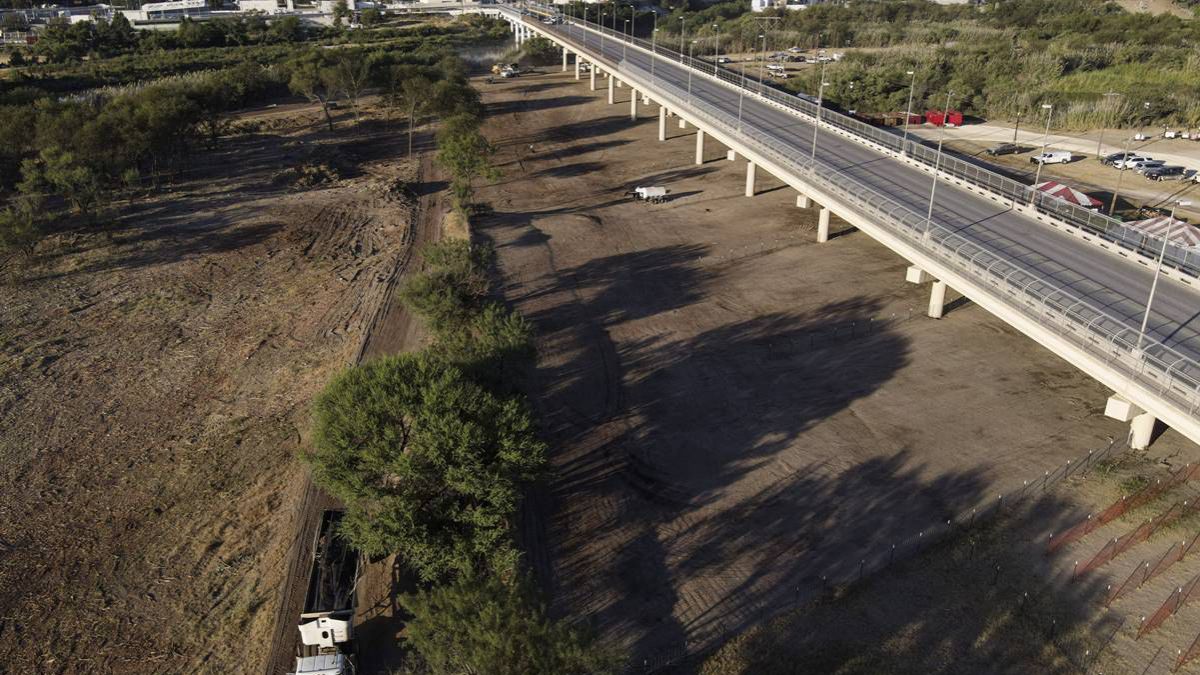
[1135,199,1192,354]
[651,24,658,85]
[1031,102,1054,204]
[1109,133,1135,216]
[679,16,685,61]
[757,33,767,85]
[901,69,917,153]
[809,60,828,163]
[712,23,720,62]
[687,40,697,102]
[623,18,629,60]
[599,10,605,52]
[924,90,954,236]
[1095,91,1121,159]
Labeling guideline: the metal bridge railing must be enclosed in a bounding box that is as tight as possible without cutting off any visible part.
[533,8,1200,278]
[506,9,1200,418]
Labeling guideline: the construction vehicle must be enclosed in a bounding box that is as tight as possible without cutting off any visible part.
[627,186,669,203]
[289,511,360,675]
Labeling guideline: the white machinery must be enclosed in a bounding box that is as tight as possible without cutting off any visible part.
[627,186,669,203]
[289,511,359,675]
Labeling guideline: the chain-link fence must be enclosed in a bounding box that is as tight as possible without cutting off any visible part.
[532,7,1200,278]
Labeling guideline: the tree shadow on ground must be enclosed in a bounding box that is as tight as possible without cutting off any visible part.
[487,95,594,117]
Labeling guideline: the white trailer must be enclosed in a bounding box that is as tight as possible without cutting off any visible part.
[627,186,669,203]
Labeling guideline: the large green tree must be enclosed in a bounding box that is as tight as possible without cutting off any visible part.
[436,113,497,212]
[307,352,545,581]
[403,574,618,675]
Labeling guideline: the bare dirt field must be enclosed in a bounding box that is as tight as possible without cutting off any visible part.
[0,102,419,674]
[472,68,1200,670]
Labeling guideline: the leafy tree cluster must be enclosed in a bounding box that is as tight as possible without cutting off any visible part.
[595,0,1200,127]
[401,574,618,675]
[0,62,284,256]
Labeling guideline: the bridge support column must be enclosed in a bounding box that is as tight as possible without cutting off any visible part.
[905,265,931,285]
[679,118,687,129]
[817,207,831,243]
[927,280,947,319]
[575,58,581,80]
[658,106,667,141]
[727,150,737,161]
[590,65,596,90]
[745,161,756,197]
[607,75,614,104]
[642,93,650,104]
[562,48,568,71]
[617,79,623,88]
[1130,412,1157,450]
[796,194,810,208]
[1105,394,1158,449]
[695,129,705,165]
[630,88,638,120]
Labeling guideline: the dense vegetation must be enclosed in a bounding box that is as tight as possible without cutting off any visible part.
[573,0,1200,129]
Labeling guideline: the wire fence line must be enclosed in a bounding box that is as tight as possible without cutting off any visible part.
[535,7,1200,279]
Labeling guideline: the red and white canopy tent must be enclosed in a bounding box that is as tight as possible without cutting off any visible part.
[1034,181,1104,210]
[1125,215,1200,249]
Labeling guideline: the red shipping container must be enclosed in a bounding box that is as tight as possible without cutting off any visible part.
[925,109,945,126]
[925,109,963,127]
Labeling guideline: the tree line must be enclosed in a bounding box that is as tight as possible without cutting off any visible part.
[568,0,1200,128]
[307,236,616,673]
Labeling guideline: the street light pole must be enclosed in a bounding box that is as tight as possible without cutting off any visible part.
[1096,92,1121,159]
[1135,199,1192,354]
[651,23,658,86]
[623,19,629,60]
[679,16,685,61]
[1109,133,1135,216]
[687,40,696,103]
[1031,102,1054,204]
[924,90,954,236]
[810,60,828,163]
[901,69,916,154]
[757,33,767,85]
[713,24,719,62]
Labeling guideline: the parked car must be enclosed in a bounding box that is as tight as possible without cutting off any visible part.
[1113,155,1152,169]
[716,56,731,64]
[1144,166,1192,181]
[986,143,1024,156]
[766,64,788,78]
[1101,151,1137,166]
[1134,160,1167,174]
[1031,151,1072,164]
[1123,157,1164,171]
[1164,130,1180,139]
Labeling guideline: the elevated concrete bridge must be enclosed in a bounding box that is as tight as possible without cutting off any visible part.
[482,4,1200,449]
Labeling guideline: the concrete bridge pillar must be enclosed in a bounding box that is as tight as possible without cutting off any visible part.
[927,280,948,319]
[727,150,737,161]
[590,65,596,90]
[575,57,581,80]
[658,106,667,141]
[817,207,831,243]
[1105,394,1158,450]
[630,88,638,120]
[617,79,623,88]
[796,194,810,208]
[642,93,650,104]
[608,75,615,104]
[695,129,705,165]
[679,118,688,129]
[905,265,931,285]
[562,47,568,71]
[745,161,757,197]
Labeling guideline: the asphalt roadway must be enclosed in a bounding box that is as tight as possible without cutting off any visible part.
[539,19,1200,368]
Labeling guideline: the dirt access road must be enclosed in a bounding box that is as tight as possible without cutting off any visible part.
[0,102,419,674]
[472,69,1198,666]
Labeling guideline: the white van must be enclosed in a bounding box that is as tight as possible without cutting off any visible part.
[1030,151,1072,165]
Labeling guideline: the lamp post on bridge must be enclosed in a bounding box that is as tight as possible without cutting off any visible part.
[809,59,828,163]
[1031,102,1054,205]
[651,24,658,86]
[687,40,697,103]
[679,16,685,62]
[901,69,917,154]
[924,89,955,237]
[1135,199,1192,356]
[713,23,720,63]
[623,18,629,60]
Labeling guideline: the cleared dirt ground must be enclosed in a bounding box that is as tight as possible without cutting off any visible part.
[0,103,417,674]
[472,68,1200,668]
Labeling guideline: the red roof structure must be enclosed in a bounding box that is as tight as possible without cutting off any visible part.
[1034,181,1104,210]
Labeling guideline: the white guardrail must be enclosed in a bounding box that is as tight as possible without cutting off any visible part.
[518,5,1200,281]
[501,7,1200,422]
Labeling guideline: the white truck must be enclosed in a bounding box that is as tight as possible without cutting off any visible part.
[627,186,669,203]
[290,511,360,675]
[1030,150,1072,165]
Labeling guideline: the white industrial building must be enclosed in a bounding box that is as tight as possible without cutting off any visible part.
[751,0,824,11]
